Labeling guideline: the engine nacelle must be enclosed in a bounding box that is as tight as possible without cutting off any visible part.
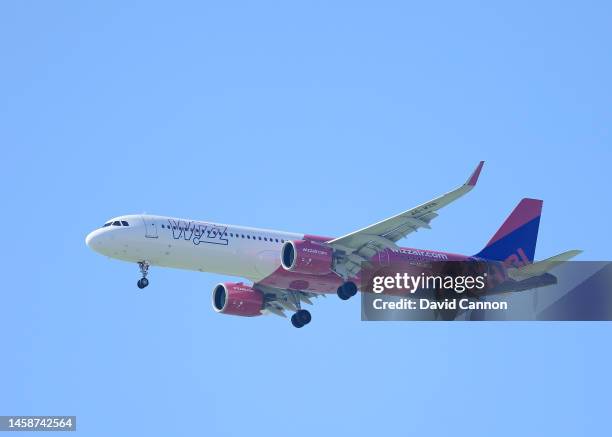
[211,282,264,317]
[280,240,333,275]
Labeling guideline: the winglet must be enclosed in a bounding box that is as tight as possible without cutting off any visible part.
[465,161,485,186]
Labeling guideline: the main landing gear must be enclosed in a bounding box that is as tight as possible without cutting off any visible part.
[137,261,150,289]
[337,281,358,300]
[291,309,312,328]
[288,291,312,328]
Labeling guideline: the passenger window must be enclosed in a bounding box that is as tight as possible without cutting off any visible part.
[247,235,250,239]
[264,237,267,241]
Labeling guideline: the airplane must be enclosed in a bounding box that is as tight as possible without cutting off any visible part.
[85,161,581,327]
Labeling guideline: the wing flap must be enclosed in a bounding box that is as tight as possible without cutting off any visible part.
[256,285,326,318]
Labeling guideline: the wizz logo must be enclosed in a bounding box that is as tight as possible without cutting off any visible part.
[503,248,530,269]
[487,248,531,285]
[168,220,228,246]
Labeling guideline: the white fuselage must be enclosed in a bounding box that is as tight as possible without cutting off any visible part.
[85,214,303,281]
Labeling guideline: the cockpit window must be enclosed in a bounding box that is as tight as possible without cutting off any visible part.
[102,220,129,228]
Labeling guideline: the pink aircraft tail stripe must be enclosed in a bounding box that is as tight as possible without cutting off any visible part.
[486,198,543,247]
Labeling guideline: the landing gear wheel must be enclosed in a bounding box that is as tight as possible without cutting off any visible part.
[137,261,150,289]
[343,281,358,297]
[291,313,304,328]
[297,309,311,325]
[291,309,312,328]
[337,281,358,300]
[337,286,349,300]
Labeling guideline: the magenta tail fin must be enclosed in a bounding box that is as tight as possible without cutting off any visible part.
[475,198,543,263]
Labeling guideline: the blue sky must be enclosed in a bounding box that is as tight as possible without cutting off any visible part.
[1,1,611,436]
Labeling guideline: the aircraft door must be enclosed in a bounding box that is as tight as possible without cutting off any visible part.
[142,216,158,238]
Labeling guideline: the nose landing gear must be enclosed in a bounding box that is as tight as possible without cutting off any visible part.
[137,261,150,289]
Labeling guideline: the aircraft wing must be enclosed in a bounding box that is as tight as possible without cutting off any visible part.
[326,161,484,277]
[255,284,325,318]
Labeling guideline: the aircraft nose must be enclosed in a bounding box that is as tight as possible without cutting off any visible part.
[85,229,104,251]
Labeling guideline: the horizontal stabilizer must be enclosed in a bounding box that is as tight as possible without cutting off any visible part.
[507,250,582,281]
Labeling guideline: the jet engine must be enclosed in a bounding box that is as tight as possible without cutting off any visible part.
[280,240,333,275]
[211,282,264,317]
